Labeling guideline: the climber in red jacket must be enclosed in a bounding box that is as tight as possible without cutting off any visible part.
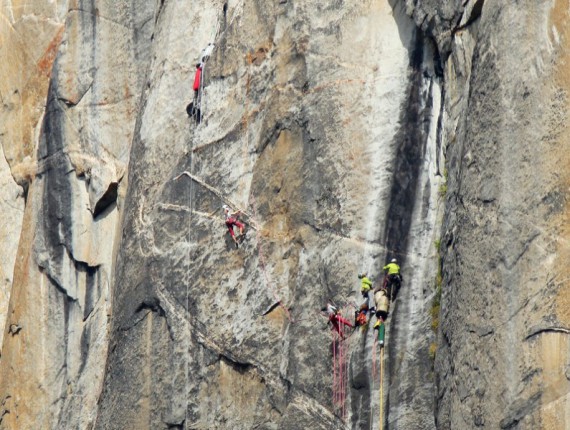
[223,205,245,247]
[193,63,203,93]
[322,303,353,338]
[187,63,204,122]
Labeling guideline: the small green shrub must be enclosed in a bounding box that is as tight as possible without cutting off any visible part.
[434,239,441,253]
[429,342,437,361]
[431,304,440,332]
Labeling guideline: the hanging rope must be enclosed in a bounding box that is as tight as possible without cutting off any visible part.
[370,335,378,429]
[329,311,351,422]
[342,332,346,418]
[339,324,344,417]
[183,76,200,430]
[379,347,384,430]
[332,328,338,409]
[340,327,344,417]
[333,324,342,417]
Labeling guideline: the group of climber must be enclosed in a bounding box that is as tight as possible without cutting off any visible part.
[187,40,403,344]
[323,259,402,346]
[357,260,401,327]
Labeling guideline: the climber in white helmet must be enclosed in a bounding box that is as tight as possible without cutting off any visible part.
[382,258,402,301]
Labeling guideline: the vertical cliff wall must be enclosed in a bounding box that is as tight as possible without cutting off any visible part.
[0,1,58,346]
[0,1,155,428]
[433,1,570,428]
[2,0,570,429]
[92,0,443,428]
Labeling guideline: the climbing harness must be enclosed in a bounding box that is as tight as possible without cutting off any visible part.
[382,273,401,302]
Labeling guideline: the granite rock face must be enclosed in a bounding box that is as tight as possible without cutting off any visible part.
[433,1,570,429]
[1,0,569,429]
[0,1,155,429]
[94,1,442,428]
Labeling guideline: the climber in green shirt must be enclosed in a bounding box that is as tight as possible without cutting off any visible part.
[382,258,402,300]
[358,273,373,294]
[383,259,400,276]
[356,273,374,324]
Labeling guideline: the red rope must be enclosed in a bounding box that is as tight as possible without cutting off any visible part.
[337,327,341,416]
[339,324,343,415]
[327,308,354,421]
[338,329,343,413]
[341,325,347,420]
[336,319,348,421]
[332,327,337,408]
[341,328,344,419]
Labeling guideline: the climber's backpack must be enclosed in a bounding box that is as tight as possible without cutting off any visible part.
[356,312,367,327]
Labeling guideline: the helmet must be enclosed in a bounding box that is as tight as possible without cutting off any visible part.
[358,272,366,279]
[222,205,229,210]
[391,258,397,263]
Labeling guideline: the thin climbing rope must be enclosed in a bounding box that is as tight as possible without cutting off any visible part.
[340,325,344,420]
[184,89,199,430]
[340,332,344,416]
[181,7,222,428]
[330,315,349,422]
[341,323,348,421]
[379,347,384,430]
[331,319,346,419]
[333,326,342,417]
[340,327,344,417]
[369,336,378,430]
[332,328,337,409]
